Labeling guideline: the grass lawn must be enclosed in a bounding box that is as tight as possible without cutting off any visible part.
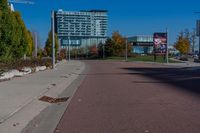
[105,56,182,63]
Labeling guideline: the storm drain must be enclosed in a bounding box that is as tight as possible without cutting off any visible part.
[39,96,69,103]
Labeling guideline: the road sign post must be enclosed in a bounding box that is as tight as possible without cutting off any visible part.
[166,28,169,64]
[52,10,55,69]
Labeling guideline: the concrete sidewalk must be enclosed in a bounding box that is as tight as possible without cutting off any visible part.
[133,60,200,68]
[166,58,200,67]
[0,60,85,133]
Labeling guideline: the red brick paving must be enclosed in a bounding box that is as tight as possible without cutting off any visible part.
[55,61,200,133]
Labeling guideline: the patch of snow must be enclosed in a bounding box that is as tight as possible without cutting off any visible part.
[0,70,16,80]
[21,67,32,75]
[35,66,47,72]
[0,65,48,81]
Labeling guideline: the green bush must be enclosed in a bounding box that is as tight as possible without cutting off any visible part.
[0,58,52,71]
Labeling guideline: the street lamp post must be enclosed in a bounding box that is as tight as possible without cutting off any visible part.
[68,21,71,61]
[196,20,200,60]
[68,35,71,61]
[51,10,55,69]
[194,12,200,60]
[166,28,169,64]
[199,35,200,60]
[125,39,128,62]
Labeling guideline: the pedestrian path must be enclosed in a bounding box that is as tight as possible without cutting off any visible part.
[165,58,200,67]
[0,60,85,133]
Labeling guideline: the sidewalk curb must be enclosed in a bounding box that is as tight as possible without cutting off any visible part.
[22,61,89,133]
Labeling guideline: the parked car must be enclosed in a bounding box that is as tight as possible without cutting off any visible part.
[193,54,199,59]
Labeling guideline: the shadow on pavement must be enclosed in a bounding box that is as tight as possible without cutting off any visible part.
[121,66,200,95]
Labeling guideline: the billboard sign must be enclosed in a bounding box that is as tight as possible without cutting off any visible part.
[153,33,167,55]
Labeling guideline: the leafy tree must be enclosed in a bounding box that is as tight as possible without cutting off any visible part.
[104,38,115,56]
[85,45,97,58]
[174,31,190,55]
[12,11,28,58]
[112,31,125,55]
[0,0,9,11]
[99,32,132,57]
[0,0,14,59]
[0,0,31,60]
[45,30,59,57]
[26,30,34,56]
[97,42,104,57]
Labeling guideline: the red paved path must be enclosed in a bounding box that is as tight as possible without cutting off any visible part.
[55,61,200,133]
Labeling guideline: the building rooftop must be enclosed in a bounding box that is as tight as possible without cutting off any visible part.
[57,9,108,13]
[81,10,108,12]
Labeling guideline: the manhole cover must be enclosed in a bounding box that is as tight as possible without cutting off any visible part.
[39,96,69,103]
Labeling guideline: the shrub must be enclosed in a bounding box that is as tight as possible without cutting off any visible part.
[0,58,52,71]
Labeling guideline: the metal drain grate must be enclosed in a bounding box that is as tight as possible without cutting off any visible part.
[39,96,69,103]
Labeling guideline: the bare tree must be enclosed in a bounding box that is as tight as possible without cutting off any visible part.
[190,28,196,53]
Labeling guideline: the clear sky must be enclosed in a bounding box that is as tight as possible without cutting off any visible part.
[13,0,200,47]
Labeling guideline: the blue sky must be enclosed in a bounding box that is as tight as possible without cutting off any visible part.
[13,0,200,47]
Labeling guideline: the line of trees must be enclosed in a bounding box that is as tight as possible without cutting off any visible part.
[42,31,132,60]
[98,31,132,57]
[44,30,59,57]
[0,0,34,61]
[174,29,196,55]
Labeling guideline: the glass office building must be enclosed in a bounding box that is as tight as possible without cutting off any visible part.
[128,36,154,54]
[54,9,108,48]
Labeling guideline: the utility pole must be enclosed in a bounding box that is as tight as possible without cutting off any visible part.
[51,10,55,69]
[68,35,71,61]
[103,44,105,59]
[198,20,200,60]
[194,12,200,60]
[125,39,128,62]
[166,28,169,64]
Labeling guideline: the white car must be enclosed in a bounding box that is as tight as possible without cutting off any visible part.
[193,54,199,59]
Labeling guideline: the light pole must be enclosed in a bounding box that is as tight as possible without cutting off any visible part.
[65,42,69,60]
[51,10,55,69]
[195,12,200,60]
[68,35,71,61]
[68,20,71,61]
[197,20,200,60]
[125,39,128,62]
[166,28,169,64]
[103,44,105,59]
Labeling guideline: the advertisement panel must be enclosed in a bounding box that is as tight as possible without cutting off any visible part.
[153,33,167,55]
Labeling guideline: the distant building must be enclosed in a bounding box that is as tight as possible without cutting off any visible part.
[54,9,108,48]
[128,35,154,54]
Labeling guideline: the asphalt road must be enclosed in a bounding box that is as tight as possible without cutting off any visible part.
[55,60,200,133]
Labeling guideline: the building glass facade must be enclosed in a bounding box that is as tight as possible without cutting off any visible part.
[128,35,154,54]
[54,9,108,48]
